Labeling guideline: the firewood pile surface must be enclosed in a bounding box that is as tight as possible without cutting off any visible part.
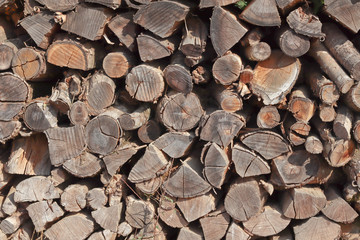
[1,0,360,239]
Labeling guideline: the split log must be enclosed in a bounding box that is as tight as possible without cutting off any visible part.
[128,144,169,183]
[288,86,316,122]
[0,210,28,235]
[133,1,189,38]
[308,39,354,94]
[0,121,21,143]
[240,0,281,26]
[49,82,72,114]
[0,38,23,71]
[44,213,95,240]
[108,12,140,52]
[243,203,291,237]
[257,106,280,129]
[61,183,90,212]
[157,92,203,131]
[200,110,245,148]
[24,101,58,132]
[226,222,250,240]
[163,155,211,198]
[62,151,102,178]
[137,120,161,144]
[199,0,237,8]
[88,230,116,240]
[61,4,113,41]
[344,81,360,112]
[286,6,325,38]
[14,176,59,202]
[11,220,33,240]
[276,0,305,14]
[118,104,151,130]
[6,133,51,175]
[211,6,248,56]
[46,35,97,70]
[319,103,337,122]
[125,195,155,229]
[281,186,327,219]
[153,131,195,159]
[276,26,310,57]
[240,130,291,160]
[212,53,242,85]
[26,200,64,232]
[251,50,301,105]
[178,227,203,240]
[85,0,120,9]
[224,177,267,222]
[117,222,133,237]
[45,125,86,166]
[85,115,120,156]
[68,101,89,125]
[158,206,188,229]
[213,84,243,113]
[322,187,359,224]
[91,204,122,232]
[199,206,230,240]
[136,176,163,195]
[86,188,107,210]
[333,106,353,140]
[49,168,70,186]
[105,174,126,206]
[102,49,135,78]
[2,186,17,216]
[201,142,229,188]
[19,11,58,49]
[177,192,216,223]
[38,0,79,12]
[126,64,164,103]
[293,215,341,240]
[305,134,324,154]
[132,218,166,240]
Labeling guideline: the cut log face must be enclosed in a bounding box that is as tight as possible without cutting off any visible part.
[178,227,203,240]
[0,210,28,235]
[68,101,89,126]
[39,0,79,12]
[0,43,15,71]
[324,0,360,33]
[293,215,341,240]
[180,15,207,59]
[153,131,195,159]
[333,106,353,140]
[91,204,122,232]
[44,213,95,240]
[103,49,134,78]
[200,110,245,147]
[2,186,16,216]
[27,200,64,232]
[213,84,243,113]
[24,102,58,132]
[201,142,229,188]
[257,106,280,129]
[133,1,189,38]
[322,187,359,224]
[45,125,86,166]
[125,195,155,229]
[137,33,177,62]
[200,207,230,240]
[158,92,203,131]
[118,104,151,131]
[212,53,242,85]
[288,86,316,123]
[61,183,90,212]
[164,54,193,94]
[63,151,102,178]
[305,135,323,154]
[14,176,60,202]
[281,186,327,219]
[226,222,251,240]
[224,177,267,222]
[345,81,360,112]
[199,0,238,8]
[240,130,291,160]
[240,0,281,26]
[232,144,270,178]
[138,120,161,143]
[211,6,248,56]
[86,188,107,210]
[276,26,310,58]
[251,50,301,105]
[118,222,133,237]
[0,121,21,144]
[85,115,120,156]
[158,206,188,229]
[245,41,271,61]
[319,103,337,122]
[136,176,162,195]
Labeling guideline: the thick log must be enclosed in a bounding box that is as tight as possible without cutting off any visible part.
[137,120,161,144]
[240,0,281,26]
[305,134,324,154]
[45,125,86,166]
[103,49,135,78]
[319,103,337,122]
[68,101,89,125]
[38,0,79,12]
[154,131,195,159]
[226,222,250,240]
[44,213,95,240]
[333,106,353,140]
[91,204,122,232]
[133,1,189,38]
[118,104,151,130]
[257,106,280,129]
[281,186,327,219]
[125,195,155,229]
[86,188,107,210]
[63,152,102,178]
[199,0,237,8]
[276,26,310,57]
[224,177,267,222]
[212,53,242,85]
[178,227,203,240]
[308,39,354,94]
[126,64,164,103]
[211,6,248,56]
[14,176,59,202]
[288,86,316,122]
[345,81,360,112]
[61,183,90,212]
[251,50,300,105]
[157,92,203,131]
[199,206,230,240]
[6,133,51,175]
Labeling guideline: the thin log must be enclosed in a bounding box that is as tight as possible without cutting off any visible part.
[0,38,23,71]
[0,210,28,235]
[240,0,281,26]
[213,84,243,113]
[212,53,242,85]
[85,0,121,9]
[153,131,195,159]
[288,86,316,122]
[245,41,271,61]
[333,106,353,140]
[137,120,161,144]
[276,26,310,57]
[68,101,89,126]
[305,134,324,154]
[319,103,337,122]
[61,183,90,212]
[103,48,135,78]
[136,177,162,195]
[86,188,107,210]
[39,0,79,12]
[14,176,59,202]
[0,121,21,144]
[257,106,280,129]
[49,82,71,114]
[118,104,151,130]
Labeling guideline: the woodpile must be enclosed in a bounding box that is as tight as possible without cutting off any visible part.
[1,0,360,239]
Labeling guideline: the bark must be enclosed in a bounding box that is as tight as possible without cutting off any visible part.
[85,0,121,9]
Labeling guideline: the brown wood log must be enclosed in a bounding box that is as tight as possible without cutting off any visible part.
[49,82,71,114]
[281,186,327,219]
[276,26,310,57]
[154,131,195,159]
[45,125,86,166]
[318,103,337,122]
[226,222,250,240]
[108,11,140,52]
[0,121,21,144]
[199,206,230,240]
[38,0,79,12]
[251,50,300,105]
[46,35,97,71]
[137,120,161,144]
[225,177,267,222]
[240,130,291,160]
[322,187,359,224]
[211,6,248,56]
[6,133,51,175]
[63,152,102,178]
[257,106,280,129]
[14,176,59,202]
[212,53,242,85]
[199,0,237,8]
[286,6,325,38]
[85,0,120,9]
[126,64,164,103]
[86,188,107,211]
[137,32,177,62]
[24,101,58,132]
[163,155,211,198]
[200,110,245,148]
[293,215,341,240]
[201,142,229,188]
[244,41,271,61]
[125,195,155,229]
[136,176,162,195]
[133,1,189,38]
[68,101,89,126]
[345,81,360,112]
[91,204,122,232]
[308,39,354,94]
[243,203,291,237]
[178,227,203,240]
[157,91,203,131]
[118,104,151,130]
[26,200,64,232]
[288,86,316,123]
[213,84,243,113]
[305,134,324,154]
[324,0,360,33]
[333,106,353,140]
[44,213,95,240]
[0,38,23,71]
[102,49,135,79]
[0,209,28,235]
[232,143,271,178]
[240,0,281,26]
[61,4,113,41]
[158,205,188,229]
[61,183,90,212]
[276,0,305,14]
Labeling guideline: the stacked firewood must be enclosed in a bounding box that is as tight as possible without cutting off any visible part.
[1,0,360,239]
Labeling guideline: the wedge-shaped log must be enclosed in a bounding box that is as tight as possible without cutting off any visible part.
[125,195,155,229]
[92,204,122,232]
[63,152,102,178]
[14,176,59,202]
[86,188,107,211]
[226,222,250,240]
[240,0,281,26]
[27,201,64,232]
[153,131,195,159]
[103,143,139,176]
[200,206,230,240]
[324,0,360,33]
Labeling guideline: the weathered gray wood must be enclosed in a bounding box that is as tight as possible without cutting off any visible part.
[61,183,90,212]
[0,210,28,235]
[0,121,21,144]
[324,0,360,33]
[276,26,310,57]
[68,101,89,126]
[86,188,107,210]
[200,206,230,240]
[153,131,195,159]
[92,204,122,232]
[137,120,161,143]
[226,222,250,240]
[118,222,133,237]
[199,0,238,8]
[305,134,324,154]
[333,106,353,140]
[257,106,280,129]
[240,0,281,26]
[27,200,64,232]
[37,0,79,11]
[177,227,203,240]
[103,48,135,79]
[118,104,151,130]
[212,53,242,85]
[125,195,155,229]
[63,152,102,178]
[345,81,360,112]
[24,101,58,132]
[136,176,162,195]
[14,176,59,202]
[158,206,188,228]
